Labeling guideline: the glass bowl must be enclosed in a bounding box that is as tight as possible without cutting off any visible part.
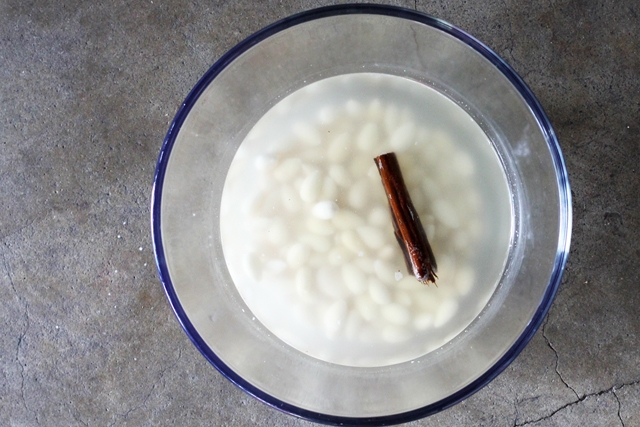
[151,4,571,425]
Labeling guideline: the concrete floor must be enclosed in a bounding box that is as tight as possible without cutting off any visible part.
[1,0,639,426]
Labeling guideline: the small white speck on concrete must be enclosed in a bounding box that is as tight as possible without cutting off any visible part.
[138,247,143,251]
[117,235,121,239]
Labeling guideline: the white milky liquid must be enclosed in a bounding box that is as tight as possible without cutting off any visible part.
[220,73,512,367]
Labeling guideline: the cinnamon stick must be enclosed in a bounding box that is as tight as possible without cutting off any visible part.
[374,152,437,284]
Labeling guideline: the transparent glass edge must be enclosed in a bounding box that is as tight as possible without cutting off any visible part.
[150,4,572,425]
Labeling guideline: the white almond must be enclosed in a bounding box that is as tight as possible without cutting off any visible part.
[432,199,460,229]
[312,200,339,220]
[328,164,352,187]
[355,294,378,322]
[434,300,458,328]
[300,170,323,203]
[273,158,302,182]
[389,122,416,151]
[413,313,433,331]
[295,268,316,303]
[299,233,331,253]
[332,209,364,230]
[382,325,411,343]
[281,185,302,213]
[266,220,290,246]
[455,265,475,296]
[243,252,262,282]
[293,122,322,146]
[342,264,368,295]
[324,300,348,338]
[356,122,381,152]
[452,151,476,176]
[382,303,411,326]
[305,217,335,236]
[340,230,365,254]
[321,176,338,200]
[368,277,391,305]
[345,99,363,116]
[344,310,364,340]
[286,243,310,268]
[356,226,386,249]
[316,267,349,299]
[347,180,370,210]
[327,132,350,163]
[373,260,396,284]
[383,104,400,135]
[328,247,351,266]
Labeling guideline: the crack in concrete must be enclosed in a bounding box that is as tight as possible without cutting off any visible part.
[504,378,522,427]
[513,396,521,427]
[1,246,37,424]
[612,387,625,427]
[18,304,38,425]
[542,318,580,399]
[18,306,29,406]
[49,359,91,426]
[612,382,640,427]
[515,381,640,426]
[106,349,183,427]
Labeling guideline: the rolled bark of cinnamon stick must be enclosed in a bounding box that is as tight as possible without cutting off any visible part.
[374,152,437,284]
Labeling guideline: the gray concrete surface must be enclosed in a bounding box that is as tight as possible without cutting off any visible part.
[1,0,638,425]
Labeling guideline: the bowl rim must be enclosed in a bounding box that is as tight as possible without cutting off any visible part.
[151,3,572,425]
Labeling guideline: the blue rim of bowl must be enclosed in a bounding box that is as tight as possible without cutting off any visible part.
[151,4,572,425]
